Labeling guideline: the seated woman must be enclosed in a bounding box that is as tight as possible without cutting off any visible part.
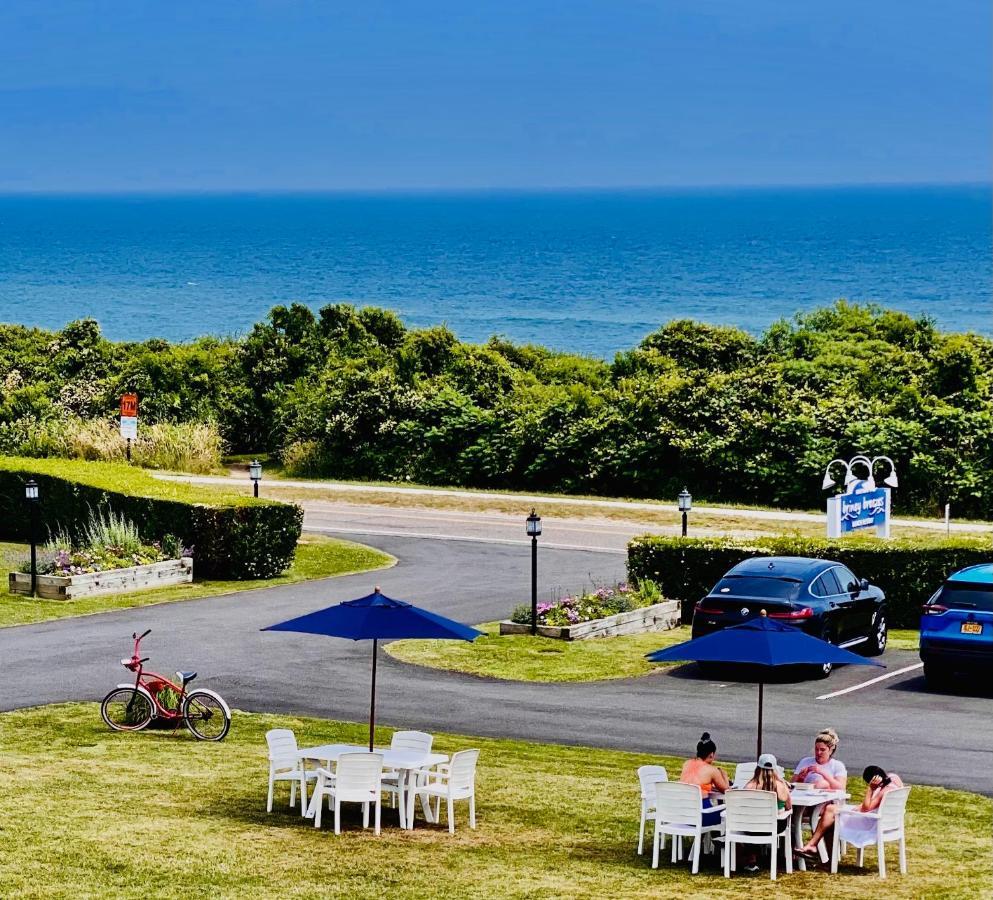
[741,754,793,873]
[836,766,905,849]
[794,728,848,857]
[746,754,793,828]
[680,732,730,826]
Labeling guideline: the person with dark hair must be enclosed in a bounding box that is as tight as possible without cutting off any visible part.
[679,732,730,826]
[834,766,905,849]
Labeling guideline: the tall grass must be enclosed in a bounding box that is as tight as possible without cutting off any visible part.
[0,416,222,473]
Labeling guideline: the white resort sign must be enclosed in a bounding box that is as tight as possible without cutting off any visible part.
[822,455,897,539]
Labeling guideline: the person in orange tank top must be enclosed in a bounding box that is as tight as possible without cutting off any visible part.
[680,732,730,825]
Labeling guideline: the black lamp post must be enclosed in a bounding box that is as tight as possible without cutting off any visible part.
[678,487,692,538]
[25,479,39,598]
[249,459,262,498]
[525,509,542,635]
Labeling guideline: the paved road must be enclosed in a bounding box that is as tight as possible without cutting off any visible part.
[2,535,990,794]
[158,472,993,534]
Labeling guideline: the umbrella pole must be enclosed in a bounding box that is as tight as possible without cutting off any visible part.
[757,679,764,758]
[369,638,378,752]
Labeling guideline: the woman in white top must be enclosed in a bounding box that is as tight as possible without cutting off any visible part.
[794,728,848,857]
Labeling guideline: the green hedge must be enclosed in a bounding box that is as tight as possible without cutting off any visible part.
[627,534,992,628]
[0,457,303,579]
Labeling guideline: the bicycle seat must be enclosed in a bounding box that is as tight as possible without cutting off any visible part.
[177,671,197,684]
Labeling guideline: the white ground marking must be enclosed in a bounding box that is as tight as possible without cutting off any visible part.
[816,663,924,700]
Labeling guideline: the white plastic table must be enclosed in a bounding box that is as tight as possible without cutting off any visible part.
[789,788,849,870]
[298,743,448,830]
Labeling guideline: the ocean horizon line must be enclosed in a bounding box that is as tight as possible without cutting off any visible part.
[0,180,989,200]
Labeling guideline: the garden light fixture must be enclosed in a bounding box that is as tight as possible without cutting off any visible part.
[526,509,541,635]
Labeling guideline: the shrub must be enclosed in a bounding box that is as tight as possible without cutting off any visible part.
[0,457,303,579]
[627,534,993,628]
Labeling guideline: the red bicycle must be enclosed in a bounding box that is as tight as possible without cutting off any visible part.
[100,629,231,741]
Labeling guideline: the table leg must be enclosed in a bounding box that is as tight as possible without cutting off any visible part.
[793,809,806,871]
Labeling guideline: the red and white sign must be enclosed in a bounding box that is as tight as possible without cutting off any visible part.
[120,393,138,418]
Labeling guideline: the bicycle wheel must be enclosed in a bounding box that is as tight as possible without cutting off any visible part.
[101,688,154,732]
[183,691,230,742]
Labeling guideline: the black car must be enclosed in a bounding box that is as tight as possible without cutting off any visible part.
[691,556,887,675]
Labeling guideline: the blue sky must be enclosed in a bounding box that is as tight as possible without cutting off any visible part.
[1,1,989,191]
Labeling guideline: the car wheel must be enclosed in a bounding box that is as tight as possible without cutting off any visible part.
[866,609,888,656]
[815,627,834,678]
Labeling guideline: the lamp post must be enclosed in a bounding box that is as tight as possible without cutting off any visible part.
[678,488,692,538]
[525,509,542,635]
[25,479,39,598]
[249,459,262,498]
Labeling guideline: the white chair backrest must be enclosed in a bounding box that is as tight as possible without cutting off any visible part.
[336,753,385,794]
[654,782,703,826]
[724,789,778,835]
[734,761,785,787]
[391,730,434,754]
[733,762,758,787]
[879,786,911,833]
[266,729,299,765]
[449,749,480,791]
[638,765,668,798]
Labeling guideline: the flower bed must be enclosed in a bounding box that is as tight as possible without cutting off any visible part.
[9,557,193,600]
[501,581,681,641]
[8,508,194,600]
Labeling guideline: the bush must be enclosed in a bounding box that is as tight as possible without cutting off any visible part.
[627,534,993,628]
[0,457,303,579]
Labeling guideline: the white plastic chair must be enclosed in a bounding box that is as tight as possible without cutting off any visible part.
[832,786,911,878]
[652,782,724,874]
[637,765,668,855]
[265,728,317,815]
[381,731,435,819]
[732,762,786,788]
[312,752,385,835]
[719,789,793,881]
[411,749,479,833]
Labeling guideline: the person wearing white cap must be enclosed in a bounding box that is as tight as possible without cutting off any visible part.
[740,754,793,873]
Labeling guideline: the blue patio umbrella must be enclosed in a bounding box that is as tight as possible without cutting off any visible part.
[264,586,483,750]
[646,611,884,757]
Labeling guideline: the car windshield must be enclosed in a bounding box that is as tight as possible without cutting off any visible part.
[713,576,799,600]
[938,584,993,612]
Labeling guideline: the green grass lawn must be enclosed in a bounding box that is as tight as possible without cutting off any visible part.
[386,624,689,682]
[0,535,394,629]
[387,624,925,683]
[0,703,987,899]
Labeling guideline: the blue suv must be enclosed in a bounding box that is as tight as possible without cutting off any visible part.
[920,563,993,687]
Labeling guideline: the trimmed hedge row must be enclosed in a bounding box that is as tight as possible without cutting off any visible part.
[627,534,992,628]
[0,457,303,579]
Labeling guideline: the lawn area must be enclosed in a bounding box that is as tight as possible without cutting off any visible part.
[0,535,394,628]
[0,703,987,899]
[386,625,925,682]
[386,623,692,682]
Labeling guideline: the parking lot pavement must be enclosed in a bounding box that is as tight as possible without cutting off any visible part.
[0,535,988,795]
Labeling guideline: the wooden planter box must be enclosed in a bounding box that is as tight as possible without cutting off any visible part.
[499,600,680,641]
[9,557,193,601]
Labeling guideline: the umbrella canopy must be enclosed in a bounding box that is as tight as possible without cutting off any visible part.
[646,613,884,756]
[264,587,482,749]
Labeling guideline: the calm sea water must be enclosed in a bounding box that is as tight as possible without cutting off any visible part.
[0,186,989,357]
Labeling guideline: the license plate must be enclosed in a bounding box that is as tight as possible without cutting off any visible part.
[960,622,983,635]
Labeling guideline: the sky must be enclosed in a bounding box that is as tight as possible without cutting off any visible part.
[1,0,990,192]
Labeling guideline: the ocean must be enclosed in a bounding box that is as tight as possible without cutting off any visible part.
[0,185,989,357]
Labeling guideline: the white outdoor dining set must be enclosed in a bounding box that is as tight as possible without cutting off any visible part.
[265,728,480,835]
[637,763,911,881]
